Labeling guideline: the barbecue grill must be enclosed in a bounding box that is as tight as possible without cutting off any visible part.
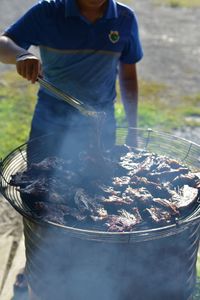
[0,128,200,300]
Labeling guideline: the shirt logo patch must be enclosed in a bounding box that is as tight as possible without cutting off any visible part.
[109,31,120,44]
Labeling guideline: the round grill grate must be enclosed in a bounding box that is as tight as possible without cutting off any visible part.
[1,128,200,242]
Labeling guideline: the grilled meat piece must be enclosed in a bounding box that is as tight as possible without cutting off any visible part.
[17,177,75,205]
[95,185,121,197]
[17,178,49,198]
[106,208,142,232]
[57,170,80,185]
[134,156,158,176]
[110,144,131,160]
[112,176,131,188]
[100,195,133,206]
[145,207,174,226]
[124,187,153,209]
[9,146,200,231]
[155,162,171,172]
[120,159,138,171]
[35,202,87,224]
[79,151,115,182]
[10,171,38,187]
[30,157,67,173]
[152,198,179,216]
[151,156,183,171]
[119,150,151,171]
[48,192,66,204]
[171,185,199,210]
[34,202,70,215]
[34,202,70,225]
[130,175,172,199]
[130,151,152,163]
[172,173,200,188]
[74,188,106,217]
[147,168,189,183]
[64,208,87,223]
[90,207,108,222]
[74,188,93,212]
[47,177,76,201]
[164,158,183,169]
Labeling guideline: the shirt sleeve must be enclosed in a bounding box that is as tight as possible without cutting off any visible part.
[120,12,143,64]
[3,2,46,50]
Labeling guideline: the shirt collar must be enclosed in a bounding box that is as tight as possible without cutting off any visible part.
[65,0,118,19]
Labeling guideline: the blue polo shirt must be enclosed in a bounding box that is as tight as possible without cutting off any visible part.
[4,0,143,128]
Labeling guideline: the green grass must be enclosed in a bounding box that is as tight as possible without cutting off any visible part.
[181,94,200,126]
[116,79,194,130]
[116,79,200,132]
[1,71,200,158]
[0,72,37,158]
[116,80,173,129]
[154,0,200,8]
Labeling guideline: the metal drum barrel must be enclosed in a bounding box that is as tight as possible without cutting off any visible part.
[1,128,200,299]
[23,218,200,300]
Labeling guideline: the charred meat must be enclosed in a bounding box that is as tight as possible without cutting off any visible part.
[9,147,200,231]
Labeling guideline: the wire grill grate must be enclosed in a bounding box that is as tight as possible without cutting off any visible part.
[1,128,200,242]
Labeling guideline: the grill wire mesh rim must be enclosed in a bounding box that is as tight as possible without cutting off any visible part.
[1,127,200,242]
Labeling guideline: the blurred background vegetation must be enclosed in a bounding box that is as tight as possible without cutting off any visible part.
[155,0,200,7]
[0,71,200,158]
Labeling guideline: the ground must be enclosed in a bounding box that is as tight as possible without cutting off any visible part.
[133,0,200,144]
[135,0,200,96]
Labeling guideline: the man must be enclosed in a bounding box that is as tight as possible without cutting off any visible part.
[0,0,143,299]
[0,0,143,155]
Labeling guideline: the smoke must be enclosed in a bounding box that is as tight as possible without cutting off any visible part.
[23,114,199,300]
[24,219,200,300]
[25,225,127,300]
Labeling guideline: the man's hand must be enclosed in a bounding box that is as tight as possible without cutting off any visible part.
[16,53,42,83]
[0,36,43,83]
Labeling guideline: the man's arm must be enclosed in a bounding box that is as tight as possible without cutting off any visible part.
[0,35,41,83]
[119,62,139,145]
[0,35,27,64]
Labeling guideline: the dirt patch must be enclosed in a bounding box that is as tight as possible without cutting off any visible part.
[0,195,23,238]
[173,126,200,144]
[133,0,200,96]
[132,0,200,144]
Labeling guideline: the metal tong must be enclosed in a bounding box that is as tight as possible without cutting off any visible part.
[37,77,98,118]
